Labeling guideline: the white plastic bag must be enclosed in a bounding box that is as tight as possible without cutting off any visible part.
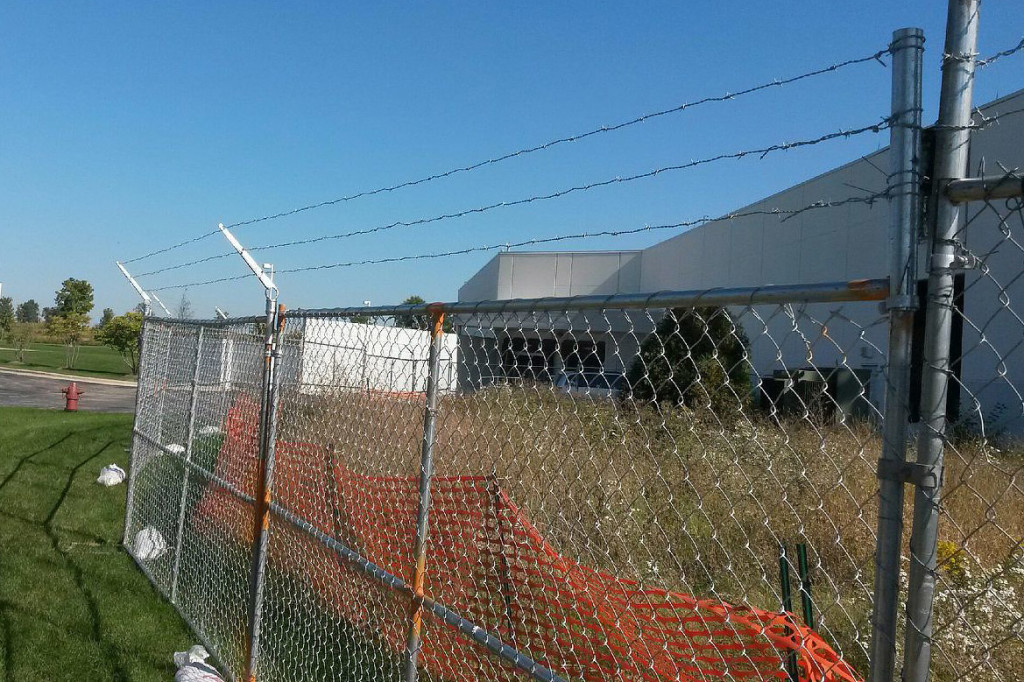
[96,464,126,486]
[173,644,210,668]
[174,645,224,682]
[134,526,168,560]
[166,443,186,455]
[198,425,222,437]
[175,662,223,682]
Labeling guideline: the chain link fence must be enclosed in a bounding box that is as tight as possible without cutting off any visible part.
[119,21,1024,682]
[919,182,1024,682]
[125,278,903,682]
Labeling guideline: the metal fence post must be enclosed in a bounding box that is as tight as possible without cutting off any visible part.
[904,3,979,682]
[403,308,446,682]
[170,325,205,604]
[245,301,285,682]
[868,26,924,682]
[122,315,151,548]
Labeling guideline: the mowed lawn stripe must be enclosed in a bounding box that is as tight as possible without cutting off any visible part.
[0,408,195,681]
[0,343,134,379]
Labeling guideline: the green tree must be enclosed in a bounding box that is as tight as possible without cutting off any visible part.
[47,312,89,369]
[624,306,750,415]
[42,306,57,323]
[8,323,33,363]
[395,295,428,330]
[394,295,453,332]
[98,307,115,328]
[0,297,13,336]
[54,278,94,319]
[96,312,143,373]
[16,299,40,323]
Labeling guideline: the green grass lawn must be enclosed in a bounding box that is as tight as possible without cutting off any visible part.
[0,343,134,380]
[0,407,195,681]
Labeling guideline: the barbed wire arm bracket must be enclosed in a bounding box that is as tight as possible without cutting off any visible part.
[219,222,279,298]
[116,260,172,316]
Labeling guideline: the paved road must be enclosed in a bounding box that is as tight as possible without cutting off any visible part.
[0,371,137,412]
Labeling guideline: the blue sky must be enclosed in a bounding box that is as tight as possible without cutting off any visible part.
[0,2,1021,319]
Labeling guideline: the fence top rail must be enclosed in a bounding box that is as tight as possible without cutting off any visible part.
[289,278,888,319]
[145,314,265,326]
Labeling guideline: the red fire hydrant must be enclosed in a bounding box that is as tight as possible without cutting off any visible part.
[62,382,84,411]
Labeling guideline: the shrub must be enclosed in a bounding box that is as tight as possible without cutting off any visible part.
[624,306,750,414]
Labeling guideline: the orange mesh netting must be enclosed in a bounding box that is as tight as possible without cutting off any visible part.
[195,396,862,682]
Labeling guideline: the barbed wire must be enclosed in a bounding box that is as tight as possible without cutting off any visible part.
[147,189,889,292]
[136,117,895,279]
[122,46,891,266]
[977,36,1024,67]
[931,103,1024,132]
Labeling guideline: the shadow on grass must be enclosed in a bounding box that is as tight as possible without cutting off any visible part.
[42,439,131,682]
[0,433,76,493]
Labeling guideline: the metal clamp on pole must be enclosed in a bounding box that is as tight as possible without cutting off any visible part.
[876,459,944,490]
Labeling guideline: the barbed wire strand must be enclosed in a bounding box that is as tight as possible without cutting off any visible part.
[122,46,892,266]
[148,190,889,292]
[977,36,1024,67]
[137,117,895,279]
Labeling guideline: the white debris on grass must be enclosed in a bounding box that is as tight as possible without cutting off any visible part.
[134,526,168,560]
[174,645,224,682]
[96,464,126,486]
[198,425,222,437]
[166,443,186,455]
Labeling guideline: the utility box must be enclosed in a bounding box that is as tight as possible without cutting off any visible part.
[759,367,873,423]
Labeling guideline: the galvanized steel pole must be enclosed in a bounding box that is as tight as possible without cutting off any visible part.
[869,27,924,682]
[403,309,446,681]
[245,301,284,682]
[905,3,979,682]
[170,326,205,604]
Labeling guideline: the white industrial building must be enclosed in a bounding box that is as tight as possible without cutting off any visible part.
[300,319,458,395]
[457,89,1024,434]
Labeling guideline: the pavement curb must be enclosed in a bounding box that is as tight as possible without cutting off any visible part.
[0,366,138,387]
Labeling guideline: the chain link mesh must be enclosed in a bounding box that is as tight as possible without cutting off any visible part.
[919,183,1024,682]
[124,283,910,682]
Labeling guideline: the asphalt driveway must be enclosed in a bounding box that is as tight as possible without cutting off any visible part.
[0,370,137,413]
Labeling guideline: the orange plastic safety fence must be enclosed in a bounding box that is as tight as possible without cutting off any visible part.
[197,397,862,682]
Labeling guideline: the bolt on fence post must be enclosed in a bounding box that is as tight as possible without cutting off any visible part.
[868,26,924,682]
[403,308,446,682]
[904,4,979,682]
[170,325,205,604]
[245,301,285,682]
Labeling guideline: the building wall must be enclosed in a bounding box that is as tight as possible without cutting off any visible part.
[455,90,1024,431]
[301,319,458,395]
[458,251,643,301]
[957,90,1024,434]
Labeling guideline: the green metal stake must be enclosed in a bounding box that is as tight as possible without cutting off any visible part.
[796,543,815,629]
[779,544,799,682]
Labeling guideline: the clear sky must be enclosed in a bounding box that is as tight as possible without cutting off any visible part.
[0,2,1021,320]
